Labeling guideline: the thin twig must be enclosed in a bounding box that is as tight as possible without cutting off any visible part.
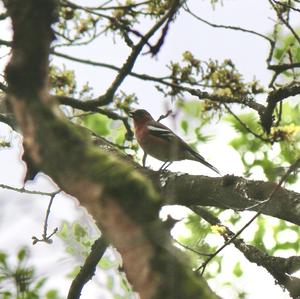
[223,103,271,143]
[183,3,274,44]
[51,50,267,116]
[32,189,61,244]
[97,0,182,106]
[0,184,58,197]
[157,109,172,122]
[0,183,61,244]
[62,0,151,12]
[173,237,212,257]
[269,0,300,45]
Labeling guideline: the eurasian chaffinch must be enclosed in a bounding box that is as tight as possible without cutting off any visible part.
[129,109,220,174]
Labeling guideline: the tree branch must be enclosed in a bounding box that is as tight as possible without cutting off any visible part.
[183,3,274,44]
[261,82,300,133]
[193,206,300,299]
[3,1,220,298]
[152,171,300,226]
[95,0,182,106]
[269,62,300,73]
[67,236,108,299]
[194,159,299,276]
[83,134,300,228]
[269,0,300,45]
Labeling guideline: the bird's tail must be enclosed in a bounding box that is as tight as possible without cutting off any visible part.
[187,148,221,175]
[197,157,220,175]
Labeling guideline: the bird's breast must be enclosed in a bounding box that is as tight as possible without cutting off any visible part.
[135,126,183,162]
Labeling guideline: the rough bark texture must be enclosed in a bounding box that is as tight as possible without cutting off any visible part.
[155,172,300,226]
[94,136,300,226]
[3,1,220,298]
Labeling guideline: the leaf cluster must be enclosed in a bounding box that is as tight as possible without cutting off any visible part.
[159,51,264,102]
[0,247,61,299]
[58,221,135,298]
[227,103,299,182]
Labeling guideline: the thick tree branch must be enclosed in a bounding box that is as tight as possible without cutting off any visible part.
[90,136,300,226]
[154,172,300,226]
[3,1,219,298]
[193,160,299,279]
[0,104,299,229]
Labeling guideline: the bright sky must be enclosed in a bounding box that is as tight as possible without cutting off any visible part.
[0,1,298,298]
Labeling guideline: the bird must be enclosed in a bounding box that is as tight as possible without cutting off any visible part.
[129,109,220,174]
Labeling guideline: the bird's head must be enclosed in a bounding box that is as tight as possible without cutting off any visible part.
[129,109,154,124]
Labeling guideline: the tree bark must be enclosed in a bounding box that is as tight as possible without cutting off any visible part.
[3,1,220,298]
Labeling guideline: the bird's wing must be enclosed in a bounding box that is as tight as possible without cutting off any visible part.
[146,122,179,142]
[147,121,220,174]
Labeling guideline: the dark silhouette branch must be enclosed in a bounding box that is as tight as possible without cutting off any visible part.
[183,3,274,44]
[32,190,61,245]
[0,38,11,47]
[261,82,300,133]
[67,237,108,299]
[269,62,300,73]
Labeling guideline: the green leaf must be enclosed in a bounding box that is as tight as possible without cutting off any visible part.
[179,100,202,118]
[83,114,111,136]
[73,223,88,241]
[99,257,114,270]
[120,275,131,293]
[181,120,188,134]
[226,112,260,134]
[17,247,28,263]
[66,266,80,279]
[113,121,126,145]
[33,277,47,291]
[45,290,60,299]
[0,252,7,266]
[58,222,68,240]
[252,217,267,251]
[107,275,114,290]
[233,261,243,277]
[1,291,12,299]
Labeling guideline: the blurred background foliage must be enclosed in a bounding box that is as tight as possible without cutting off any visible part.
[0,247,62,299]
